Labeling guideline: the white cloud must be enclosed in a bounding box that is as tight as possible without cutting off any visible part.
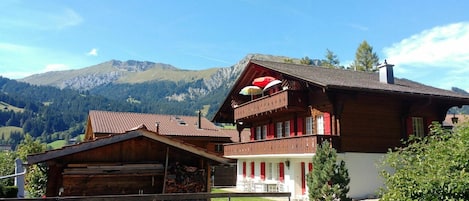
[383,22,469,68]
[0,42,89,79]
[87,48,98,56]
[383,22,469,91]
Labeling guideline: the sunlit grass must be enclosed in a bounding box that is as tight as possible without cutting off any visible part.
[211,188,273,201]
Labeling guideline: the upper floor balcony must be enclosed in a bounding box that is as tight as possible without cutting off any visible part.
[234,90,307,121]
[224,135,341,157]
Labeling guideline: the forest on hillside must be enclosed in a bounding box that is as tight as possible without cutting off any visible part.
[0,77,227,149]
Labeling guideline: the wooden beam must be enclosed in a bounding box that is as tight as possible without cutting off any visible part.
[162,147,169,194]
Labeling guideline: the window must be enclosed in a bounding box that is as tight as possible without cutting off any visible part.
[412,117,424,137]
[215,144,223,153]
[316,115,324,135]
[276,122,283,138]
[284,121,290,137]
[262,125,267,139]
[256,126,262,140]
[305,117,313,134]
[267,162,273,180]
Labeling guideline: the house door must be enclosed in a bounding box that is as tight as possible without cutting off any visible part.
[294,162,303,198]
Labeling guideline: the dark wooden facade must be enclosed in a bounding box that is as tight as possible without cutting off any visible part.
[214,60,469,155]
[28,129,232,197]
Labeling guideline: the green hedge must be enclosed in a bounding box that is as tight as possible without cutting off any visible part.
[0,185,18,198]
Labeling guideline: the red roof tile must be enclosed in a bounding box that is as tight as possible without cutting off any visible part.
[88,110,231,138]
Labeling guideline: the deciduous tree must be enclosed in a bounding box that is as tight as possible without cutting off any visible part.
[379,122,469,200]
[16,134,47,198]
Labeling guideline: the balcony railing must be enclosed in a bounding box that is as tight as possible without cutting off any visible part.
[234,90,306,121]
[224,135,341,156]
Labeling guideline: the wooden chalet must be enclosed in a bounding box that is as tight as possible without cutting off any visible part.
[213,59,469,200]
[28,127,232,197]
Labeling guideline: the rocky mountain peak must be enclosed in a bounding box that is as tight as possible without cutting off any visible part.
[108,60,175,72]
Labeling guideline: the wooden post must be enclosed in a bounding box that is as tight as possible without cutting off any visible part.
[162,147,169,194]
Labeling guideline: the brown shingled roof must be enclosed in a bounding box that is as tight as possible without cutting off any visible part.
[213,59,469,123]
[251,59,469,100]
[88,110,230,138]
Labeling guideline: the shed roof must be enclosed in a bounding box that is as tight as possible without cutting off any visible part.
[28,127,233,165]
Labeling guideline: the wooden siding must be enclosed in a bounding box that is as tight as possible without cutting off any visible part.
[339,94,408,153]
[224,135,340,156]
[234,90,306,121]
[45,137,212,196]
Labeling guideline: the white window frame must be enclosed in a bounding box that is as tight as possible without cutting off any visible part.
[256,126,262,140]
[305,116,313,135]
[267,162,273,180]
[412,117,424,137]
[316,115,324,135]
[284,120,290,137]
[276,122,283,138]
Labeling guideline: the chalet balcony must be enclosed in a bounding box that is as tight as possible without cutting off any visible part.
[224,135,341,157]
[234,90,306,121]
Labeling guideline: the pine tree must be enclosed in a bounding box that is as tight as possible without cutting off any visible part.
[350,40,379,72]
[307,140,350,201]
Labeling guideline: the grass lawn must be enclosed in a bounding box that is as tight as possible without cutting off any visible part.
[211,188,273,201]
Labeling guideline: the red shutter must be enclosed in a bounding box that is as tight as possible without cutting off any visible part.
[250,127,255,141]
[324,112,331,135]
[268,123,275,139]
[297,117,303,136]
[250,161,255,178]
[301,162,306,194]
[279,162,285,182]
[308,162,313,172]
[290,119,295,136]
[260,162,266,180]
[406,117,413,136]
[242,162,246,178]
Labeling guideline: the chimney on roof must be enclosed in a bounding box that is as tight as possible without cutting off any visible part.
[155,122,160,134]
[378,60,395,84]
[198,110,202,129]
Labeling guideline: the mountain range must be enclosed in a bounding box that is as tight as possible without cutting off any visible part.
[1,53,468,148]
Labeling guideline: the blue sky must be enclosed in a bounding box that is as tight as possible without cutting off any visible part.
[1,0,469,91]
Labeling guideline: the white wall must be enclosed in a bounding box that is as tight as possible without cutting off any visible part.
[339,152,385,199]
[234,153,384,200]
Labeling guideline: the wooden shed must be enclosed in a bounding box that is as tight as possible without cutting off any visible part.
[27,127,232,197]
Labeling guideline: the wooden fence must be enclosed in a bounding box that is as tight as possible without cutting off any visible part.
[0,192,291,201]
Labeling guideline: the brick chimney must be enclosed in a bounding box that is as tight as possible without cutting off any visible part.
[378,60,394,84]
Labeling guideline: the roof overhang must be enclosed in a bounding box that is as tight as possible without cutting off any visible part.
[28,129,233,165]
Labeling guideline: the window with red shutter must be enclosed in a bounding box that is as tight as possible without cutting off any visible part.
[251,161,255,178]
[260,162,266,180]
[279,162,285,182]
[301,162,306,194]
